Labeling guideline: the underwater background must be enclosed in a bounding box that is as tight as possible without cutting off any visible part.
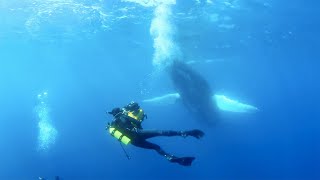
[0,0,319,179]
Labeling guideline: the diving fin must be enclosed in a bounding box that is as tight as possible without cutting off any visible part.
[170,156,195,166]
[182,129,205,139]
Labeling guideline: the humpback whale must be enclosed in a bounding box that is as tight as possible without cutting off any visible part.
[168,60,218,124]
[142,60,258,124]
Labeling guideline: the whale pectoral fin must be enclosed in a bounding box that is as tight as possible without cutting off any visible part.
[142,93,181,106]
[142,93,259,113]
[214,94,259,113]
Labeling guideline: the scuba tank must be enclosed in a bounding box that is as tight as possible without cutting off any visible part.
[107,123,131,145]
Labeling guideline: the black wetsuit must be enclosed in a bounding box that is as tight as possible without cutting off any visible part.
[129,129,184,157]
[111,111,183,158]
[109,106,204,166]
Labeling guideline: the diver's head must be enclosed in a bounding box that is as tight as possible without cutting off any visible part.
[108,108,122,116]
[125,101,140,111]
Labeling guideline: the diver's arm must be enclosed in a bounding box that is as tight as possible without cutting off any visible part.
[120,115,138,124]
[120,115,143,129]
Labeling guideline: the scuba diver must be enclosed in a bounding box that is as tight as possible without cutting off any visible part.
[38,176,60,180]
[106,101,205,166]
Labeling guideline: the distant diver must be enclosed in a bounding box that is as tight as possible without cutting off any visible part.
[106,101,204,166]
[38,176,60,180]
[169,60,218,124]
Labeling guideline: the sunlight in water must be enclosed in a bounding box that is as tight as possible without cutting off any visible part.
[122,0,176,7]
[35,92,57,151]
[24,0,109,39]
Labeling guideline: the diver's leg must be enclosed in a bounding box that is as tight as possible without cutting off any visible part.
[136,129,205,139]
[136,130,183,139]
[131,139,167,156]
[131,139,195,166]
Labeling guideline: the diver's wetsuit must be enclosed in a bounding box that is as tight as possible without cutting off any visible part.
[112,114,184,157]
[109,106,204,166]
[129,129,184,157]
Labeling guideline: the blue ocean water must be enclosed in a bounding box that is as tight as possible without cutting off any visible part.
[0,0,319,179]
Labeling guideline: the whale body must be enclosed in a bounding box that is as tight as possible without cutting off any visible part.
[169,60,217,123]
[143,60,258,124]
